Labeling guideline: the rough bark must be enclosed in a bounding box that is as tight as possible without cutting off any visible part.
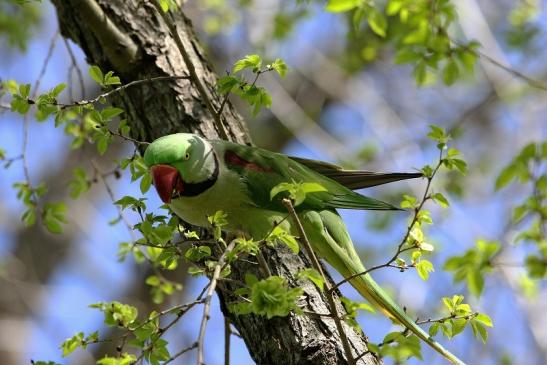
[50,1,379,364]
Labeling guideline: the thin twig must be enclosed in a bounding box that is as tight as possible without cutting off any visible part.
[132,297,205,362]
[20,31,59,215]
[477,48,547,92]
[446,89,497,135]
[444,36,547,92]
[107,127,150,146]
[282,198,356,365]
[2,154,23,168]
[197,240,237,365]
[256,250,272,277]
[58,75,190,110]
[150,0,229,140]
[92,160,138,243]
[415,312,479,325]
[62,37,86,100]
[164,342,198,364]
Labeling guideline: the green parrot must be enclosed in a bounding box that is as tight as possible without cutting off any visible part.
[143,133,464,365]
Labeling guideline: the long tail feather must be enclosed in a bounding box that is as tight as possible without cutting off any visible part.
[347,271,466,365]
[329,171,423,190]
[289,156,423,190]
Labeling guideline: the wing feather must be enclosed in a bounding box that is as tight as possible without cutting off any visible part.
[214,141,400,212]
[289,156,423,190]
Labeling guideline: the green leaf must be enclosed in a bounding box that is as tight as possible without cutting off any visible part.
[103,71,121,86]
[140,173,152,194]
[394,48,420,64]
[207,210,228,233]
[470,320,488,343]
[217,75,241,94]
[325,0,360,13]
[233,237,259,256]
[341,296,375,316]
[416,259,434,280]
[97,353,137,365]
[400,194,417,209]
[233,54,262,73]
[387,0,404,15]
[145,275,161,286]
[42,202,67,234]
[270,58,288,77]
[101,107,124,121]
[427,124,449,145]
[495,165,517,190]
[158,0,177,12]
[270,181,326,206]
[431,192,449,208]
[89,301,138,328]
[297,268,325,291]
[413,62,427,86]
[89,65,104,85]
[367,8,387,37]
[19,83,30,98]
[60,332,84,357]
[114,195,147,212]
[429,322,440,336]
[21,208,36,227]
[474,313,493,327]
[450,317,468,337]
[268,226,299,254]
[270,182,293,201]
[232,275,303,318]
[184,245,212,262]
[68,167,91,199]
[442,58,460,85]
[467,266,485,297]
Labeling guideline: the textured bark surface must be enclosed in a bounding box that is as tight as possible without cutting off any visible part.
[50,1,380,364]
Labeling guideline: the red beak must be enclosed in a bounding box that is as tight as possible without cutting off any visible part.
[150,165,184,203]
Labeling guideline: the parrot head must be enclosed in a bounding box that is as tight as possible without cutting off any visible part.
[143,133,218,203]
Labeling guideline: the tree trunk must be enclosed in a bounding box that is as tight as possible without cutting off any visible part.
[50,1,379,364]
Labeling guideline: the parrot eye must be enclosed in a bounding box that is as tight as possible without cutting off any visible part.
[184,153,190,160]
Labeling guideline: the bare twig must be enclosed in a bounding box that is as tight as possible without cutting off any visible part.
[19,31,59,215]
[197,240,237,365]
[106,127,150,146]
[150,1,229,140]
[62,37,86,100]
[164,342,198,364]
[2,154,23,168]
[282,198,356,365]
[59,75,190,110]
[91,160,138,244]
[256,250,272,277]
[446,89,497,135]
[475,48,547,92]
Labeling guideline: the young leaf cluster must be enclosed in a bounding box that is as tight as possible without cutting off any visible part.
[429,295,493,343]
[217,54,287,116]
[325,0,480,86]
[444,239,499,296]
[270,181,327,206]
[231,274,303,318]
[495,142,546,279]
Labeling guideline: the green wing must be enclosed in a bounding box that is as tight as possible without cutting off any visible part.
[289,156,422,190]
[215,141,399,212]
